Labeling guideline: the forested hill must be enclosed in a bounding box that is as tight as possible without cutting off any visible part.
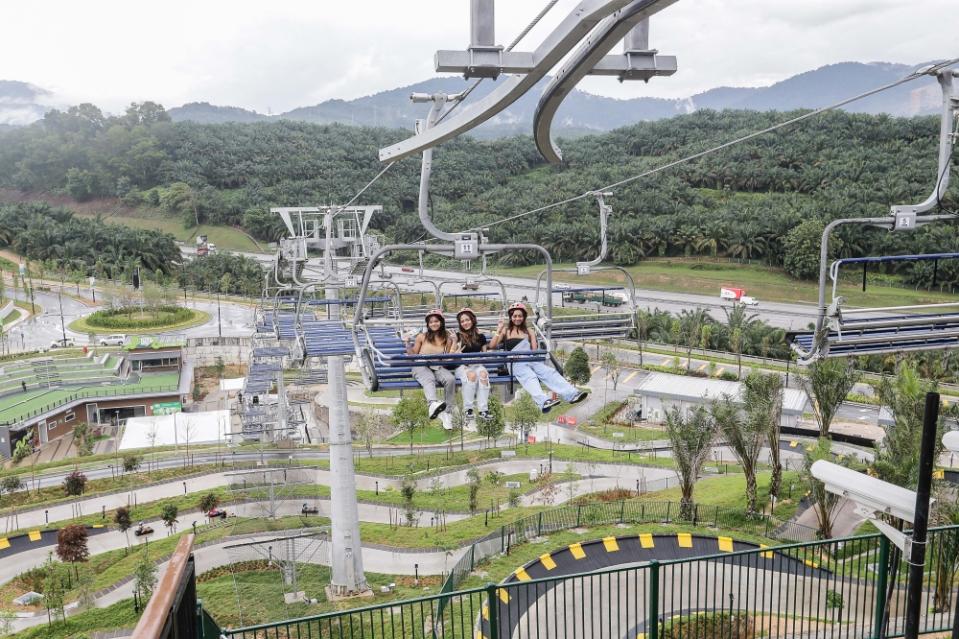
[0,101,956,284]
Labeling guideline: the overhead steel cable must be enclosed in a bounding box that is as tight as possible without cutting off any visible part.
[473,57,959,231]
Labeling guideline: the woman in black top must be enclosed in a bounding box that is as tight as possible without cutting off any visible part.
[455,308,491,420]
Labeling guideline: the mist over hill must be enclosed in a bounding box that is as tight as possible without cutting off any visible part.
[1,61,942,136]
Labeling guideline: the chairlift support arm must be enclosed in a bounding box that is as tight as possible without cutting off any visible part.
[534,3,677,164]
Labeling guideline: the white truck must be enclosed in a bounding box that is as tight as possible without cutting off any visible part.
[720,287,758,306]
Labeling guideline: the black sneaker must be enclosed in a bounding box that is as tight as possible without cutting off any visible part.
[569,390,589,404]
[465,408,475,419]
[541,398,561,414]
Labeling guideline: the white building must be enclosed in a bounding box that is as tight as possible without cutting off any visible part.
[633,372,807,428]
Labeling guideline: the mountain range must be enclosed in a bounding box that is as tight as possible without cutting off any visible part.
[0,62,943,137]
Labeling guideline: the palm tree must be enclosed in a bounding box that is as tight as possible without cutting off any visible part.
[664,406,717,520]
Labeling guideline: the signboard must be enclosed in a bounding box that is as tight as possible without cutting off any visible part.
[152,401,182,415]
[613,432,625,439]
[500,450,516,458]
[505,481,521,489]
[527,434,536,444]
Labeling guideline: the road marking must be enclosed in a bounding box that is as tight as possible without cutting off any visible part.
[789,441,798,448]
[540,553,557,570]
[602,536,620,552]
[481,604,489,621]
[639,533,655,548]
[718,537,734,552]
[569,542,586,559]
[623,370,639,384]
[498,588,510,604]
[697,362,708,372]
[716,366,725,375]
[760,544,774,559]
[677,533,693,548]
[0,538,8,550]
[28,530,41,542]
[590,366,601,374]
[514,567,531,581]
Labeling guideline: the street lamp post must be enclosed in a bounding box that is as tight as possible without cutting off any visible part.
[216,290,222,338]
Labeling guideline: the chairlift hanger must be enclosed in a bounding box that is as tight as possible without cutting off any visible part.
[790,69,959,364]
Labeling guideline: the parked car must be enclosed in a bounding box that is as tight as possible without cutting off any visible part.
[49,337,77,349]
[207,508,228,519]
[99,334,126,346]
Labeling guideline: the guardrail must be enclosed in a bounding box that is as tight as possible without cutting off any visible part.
[215,523,959,639]
[132,534,197,639]
[2,383,180,427]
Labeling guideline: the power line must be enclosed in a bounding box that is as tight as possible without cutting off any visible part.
[475,57,959,231]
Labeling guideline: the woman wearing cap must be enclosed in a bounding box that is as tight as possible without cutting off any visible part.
[490,302,589,414]
[407,309,457,429]
[454,308,491,421]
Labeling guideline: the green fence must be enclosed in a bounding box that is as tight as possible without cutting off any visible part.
[214,521,958,639]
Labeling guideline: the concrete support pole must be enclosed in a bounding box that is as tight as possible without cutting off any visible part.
[470,0,495,47]
[624,19,649,51]
[325,283,368,594]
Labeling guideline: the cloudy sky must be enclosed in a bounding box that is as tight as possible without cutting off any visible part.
[1,0,956,114]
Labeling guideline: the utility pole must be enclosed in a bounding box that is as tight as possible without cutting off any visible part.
[58,273,67,345]
[903,392,939,639]
[216,290,222,338]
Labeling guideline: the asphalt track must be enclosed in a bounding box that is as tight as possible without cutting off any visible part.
[0,523,111,558]
[477,533,831,639]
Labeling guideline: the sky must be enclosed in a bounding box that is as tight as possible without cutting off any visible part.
[1,0,956,114]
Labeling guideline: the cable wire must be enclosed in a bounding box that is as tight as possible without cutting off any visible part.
[475,57,959,231]
[332,161,395,214]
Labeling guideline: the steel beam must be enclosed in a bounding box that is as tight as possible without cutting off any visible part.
[379,0,636,162]
[534,0,679,164]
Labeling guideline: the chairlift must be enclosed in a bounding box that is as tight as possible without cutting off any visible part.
[789,69,958,363]
[533,192,638,341]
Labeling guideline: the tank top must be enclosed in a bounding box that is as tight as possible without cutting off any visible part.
[419,334,449,355]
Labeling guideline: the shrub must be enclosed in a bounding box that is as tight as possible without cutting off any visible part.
[63,471,88,496]
[661,612,755,639]
[122,454,142,472]
[1,475,23,495]
[84,305,193,329]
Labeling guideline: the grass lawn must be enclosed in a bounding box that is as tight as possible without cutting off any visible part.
[387,422,458,446]
[198,564,445,629]
[499,258,959,308]
[579,421,667,443]
[8,599,141,639]
[633,470,802,523]
[71,210,263,253]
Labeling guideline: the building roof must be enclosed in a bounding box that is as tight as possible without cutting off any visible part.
[634,372,807,415]
[123,350,182,361]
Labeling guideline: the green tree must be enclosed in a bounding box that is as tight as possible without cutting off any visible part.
[783,219,842,280]
[565,347,591,384]
[392,396,428,453]
[355,407,388,457]
[663,406,717,520]
[56,523,90,578]
[800,358,860,439]
[466,468,481,514]
[802,437,843,538]
[711,394,765,516]
[873,361,942,486]
[600,350,621,403]
[72,422,93,456]
[1,474,23,497]
[198,493,219,513]
[114,506,133,549]
[744,371,785,499]
[42,556,68,625]
[133,547,158,610]
[478,395,506,445]
[511,392,540,446]
[400,476,417,527]
[160,503,179,533]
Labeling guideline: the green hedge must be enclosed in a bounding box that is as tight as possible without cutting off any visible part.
[84,305,194,329]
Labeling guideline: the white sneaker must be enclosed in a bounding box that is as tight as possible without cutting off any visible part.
[439,412,453,431]
[428,401,446,419]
